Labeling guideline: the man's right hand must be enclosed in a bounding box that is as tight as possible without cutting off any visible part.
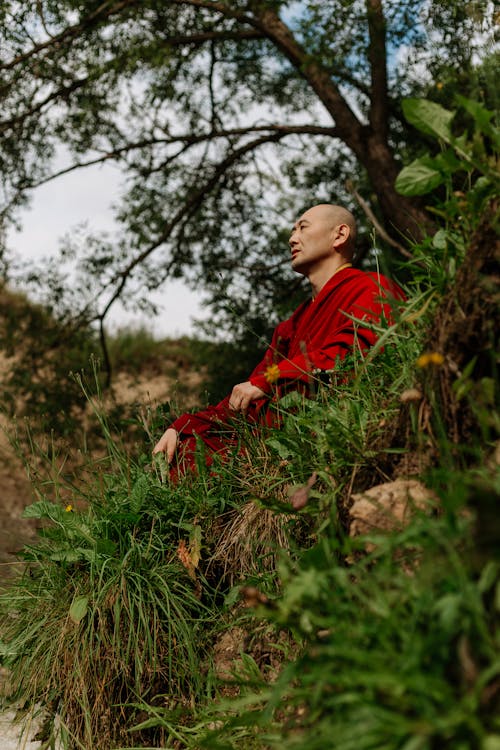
[152,428,179,463]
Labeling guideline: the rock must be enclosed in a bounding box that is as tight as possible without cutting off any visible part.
[349,479,437,540]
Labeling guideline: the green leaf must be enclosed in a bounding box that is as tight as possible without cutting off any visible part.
[432,229,449,250]
[23,500,65,521]
[152,453,168,483]
[395,157,444,196]
[402,98,455,142]
[95,538,117,557]
[483,736,500,750]
[69,595,89,624]
[452,132,472,156]
[266,437,292,459]
[131,474,149,513]
[433,593,462,632]
[433,148,462,173]
[455,94,494,133]
[49,548,87,563]
[478,562,499,594]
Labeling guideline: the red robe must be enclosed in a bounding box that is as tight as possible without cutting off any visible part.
[168,268,405,474]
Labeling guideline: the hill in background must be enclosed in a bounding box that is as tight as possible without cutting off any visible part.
[0,287,212,584]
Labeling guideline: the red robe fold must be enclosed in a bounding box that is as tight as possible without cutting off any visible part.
[169,268,405,475]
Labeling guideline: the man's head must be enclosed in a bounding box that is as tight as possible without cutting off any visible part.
[289,204,357,286]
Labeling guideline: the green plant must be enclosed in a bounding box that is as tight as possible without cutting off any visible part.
[395,96,499,289]
[186,97,500,749]
[199,492,499,750]
[0,392,220,748]
[1,100,498,750]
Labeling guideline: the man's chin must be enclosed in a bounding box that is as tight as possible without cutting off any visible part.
[291,260,307,276]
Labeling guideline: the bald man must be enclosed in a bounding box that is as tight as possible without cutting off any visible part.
[153,204,404,474]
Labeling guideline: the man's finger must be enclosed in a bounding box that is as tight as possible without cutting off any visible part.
[229,397,241,411]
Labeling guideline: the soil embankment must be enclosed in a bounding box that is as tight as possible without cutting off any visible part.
[0,361,203,747]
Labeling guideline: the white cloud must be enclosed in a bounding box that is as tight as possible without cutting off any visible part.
[7,154,208,339]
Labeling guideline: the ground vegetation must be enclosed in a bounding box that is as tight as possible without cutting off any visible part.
[0,93,498,749]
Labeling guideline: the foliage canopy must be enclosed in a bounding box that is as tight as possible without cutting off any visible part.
[0,0,497,342]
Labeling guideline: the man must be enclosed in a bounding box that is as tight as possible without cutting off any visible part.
[153,204,404,473]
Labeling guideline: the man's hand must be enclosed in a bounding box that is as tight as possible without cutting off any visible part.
[229,381,266,414]
[152,428,179,462]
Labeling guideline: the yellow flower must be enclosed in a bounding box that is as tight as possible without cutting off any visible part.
[436,82,444,90]
[429,352,444,365]
[264,363,280,384]
[65,504,73,513]
[416,351,444,368]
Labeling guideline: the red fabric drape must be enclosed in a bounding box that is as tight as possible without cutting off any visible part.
[168,268,405,475]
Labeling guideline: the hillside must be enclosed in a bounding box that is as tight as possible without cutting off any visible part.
[0,326,205,587]
[0,95,498,746]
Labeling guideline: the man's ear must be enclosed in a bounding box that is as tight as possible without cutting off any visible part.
[332,223,350,249]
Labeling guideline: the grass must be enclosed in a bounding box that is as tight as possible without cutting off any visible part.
[195,488,499,749]
[0,127,498,746]
[0,276,498,749]
[0,389,223,747]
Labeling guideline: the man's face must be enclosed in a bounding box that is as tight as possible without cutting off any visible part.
[289,206,335,277]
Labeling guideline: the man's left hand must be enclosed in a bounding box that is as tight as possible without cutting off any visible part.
[229,381,266,414]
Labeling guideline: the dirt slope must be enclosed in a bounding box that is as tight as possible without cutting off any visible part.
[0,362,203,586]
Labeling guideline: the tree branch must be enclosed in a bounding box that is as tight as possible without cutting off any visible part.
[0,0,140,71]
[23,124,339,189]
[245,4,367,159]
[0,76,89,133]
[96,131,289,325]
[346,181,413,260]
[167,0,257,24]
[160,29,265,46]
[165,0,368,155]
[36,0,58,40]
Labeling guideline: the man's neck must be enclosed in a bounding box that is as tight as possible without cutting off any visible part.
[309,259,352,298]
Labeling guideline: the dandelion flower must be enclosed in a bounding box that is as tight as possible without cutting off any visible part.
[65,504,73,512]
[416,352,444,368]
[429,352,444,365]
[264,363,280,384]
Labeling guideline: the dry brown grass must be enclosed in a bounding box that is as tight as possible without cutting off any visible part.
[208,500,293,585]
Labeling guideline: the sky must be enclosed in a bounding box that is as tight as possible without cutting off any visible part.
[7,0,493,342]
[7,156,209,339]
[5,2,311,342]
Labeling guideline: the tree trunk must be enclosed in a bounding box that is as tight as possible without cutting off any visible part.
[362,134,434,242]
[253,5,434,244]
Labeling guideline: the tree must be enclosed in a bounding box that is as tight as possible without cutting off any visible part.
[0,0,496,354]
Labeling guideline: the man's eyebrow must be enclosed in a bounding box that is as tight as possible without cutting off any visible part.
[292,219,310,230]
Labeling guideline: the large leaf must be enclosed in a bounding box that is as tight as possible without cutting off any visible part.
[69,595,89,624]
[402,98,455,142]
[395,157,445,196]
[49,548,87,563]
[23,500,64,520]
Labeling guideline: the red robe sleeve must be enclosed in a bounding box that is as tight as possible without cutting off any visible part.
[168,311,298,439]
[169,268,404,441]
[248,268,405,394]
